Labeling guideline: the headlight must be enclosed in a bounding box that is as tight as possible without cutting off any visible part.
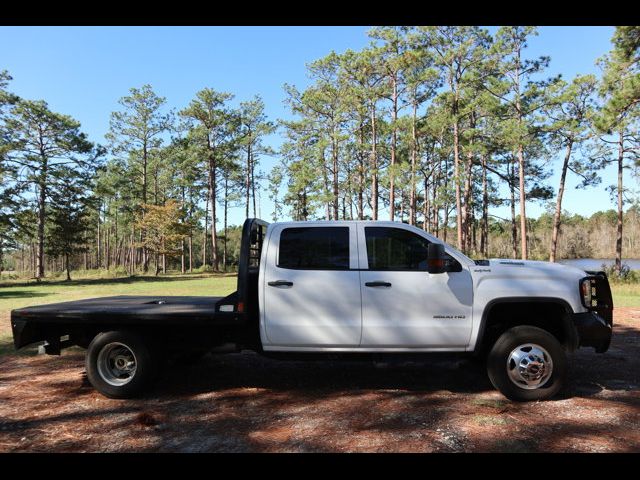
[580,278,593,308]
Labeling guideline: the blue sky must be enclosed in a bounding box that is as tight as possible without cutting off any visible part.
[0,26,621,227]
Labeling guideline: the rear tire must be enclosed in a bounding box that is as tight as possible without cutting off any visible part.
[86,331,157,399]
[487,326,567,402]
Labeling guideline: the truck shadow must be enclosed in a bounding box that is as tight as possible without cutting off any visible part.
[154,320,640,401]
[157,353,493,396]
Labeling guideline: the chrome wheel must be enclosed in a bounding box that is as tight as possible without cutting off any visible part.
[506,343,553,390]
[96,342,137,386]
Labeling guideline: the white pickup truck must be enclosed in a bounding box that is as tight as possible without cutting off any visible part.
[11,218,613,401]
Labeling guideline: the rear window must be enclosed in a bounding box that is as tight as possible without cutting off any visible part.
[278,227,350,270]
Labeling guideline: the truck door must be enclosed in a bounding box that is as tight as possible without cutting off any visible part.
[262,224,362,348]
[358,225,473,348]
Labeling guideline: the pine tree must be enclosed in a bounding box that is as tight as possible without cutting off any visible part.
[4,99,101,279]
[239,96,275,219]
[106,85,173,272]
[416,26,491,251]
[544,75,600,262]
[46,167,95,280]
[180,88,236,271]
[594,31,640,273]
[485,26,556,259]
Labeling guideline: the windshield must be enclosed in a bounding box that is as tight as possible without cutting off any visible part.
[443,244,474,266]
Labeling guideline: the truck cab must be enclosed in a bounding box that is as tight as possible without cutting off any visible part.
[259,220,473,351]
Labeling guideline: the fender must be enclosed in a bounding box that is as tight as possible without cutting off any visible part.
[473,296,577,354]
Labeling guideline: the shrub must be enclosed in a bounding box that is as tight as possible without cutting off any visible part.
[193,265,215,274]
[602,263,640,283]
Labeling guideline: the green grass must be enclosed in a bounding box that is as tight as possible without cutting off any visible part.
[0,272,237,311]
[610,283,640,307]
[0,272,238,356]
[470,398,509,409]
[472,414,511,426]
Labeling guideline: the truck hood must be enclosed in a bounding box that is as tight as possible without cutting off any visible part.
[471,258,588,283]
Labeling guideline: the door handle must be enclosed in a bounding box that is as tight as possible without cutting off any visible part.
[268,280,294,287]
[365,281,392,287]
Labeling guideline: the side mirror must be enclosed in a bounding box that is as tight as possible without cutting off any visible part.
[427,243,447,274]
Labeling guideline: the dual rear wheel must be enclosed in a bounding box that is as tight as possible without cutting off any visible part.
[86,331,156,399]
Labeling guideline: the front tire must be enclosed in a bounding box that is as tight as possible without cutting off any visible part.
[487,326,567,402]
[86,331,157,399]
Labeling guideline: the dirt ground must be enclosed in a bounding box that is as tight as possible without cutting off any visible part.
[1,308,639,453]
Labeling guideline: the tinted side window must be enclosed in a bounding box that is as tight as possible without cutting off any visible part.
[365,227,430,270]
[365,227,462,271]
[278,227,350,270]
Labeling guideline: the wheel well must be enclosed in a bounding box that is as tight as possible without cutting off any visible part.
[478,300,576,355]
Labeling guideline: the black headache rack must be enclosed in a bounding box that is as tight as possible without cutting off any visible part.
[582,270,614,326]
[216,217,268,350]
[214,217,268,320]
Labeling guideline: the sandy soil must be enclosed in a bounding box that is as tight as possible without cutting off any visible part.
[1,308,639,452]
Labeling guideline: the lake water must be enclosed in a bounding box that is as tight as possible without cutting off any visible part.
[558,258,640,271]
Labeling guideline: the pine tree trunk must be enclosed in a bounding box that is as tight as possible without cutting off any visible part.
[463,112,476,253]
[208,156,219,271]
[106,224,111,270]
[223,174,229,271]
[616,130,624,273]
[481,154,489,257]
[550,141,573,262]
[130,228,135,274]
[423,175,429,232]
[114,208,119,267]
[515,49,528,260]
[321,149,330,220]
[472,212,477,254]
[409,100,417,226]
[432,168,439,235]
[370,103,378,220]
[245,138,251,218]
[357,122,365,220]
[510,161,518,260]
[332,133,339,221]
[141,142,149,273]
[517,143,528,259]
[251,151,257,217]
[203,189,208,267]
[65,253,71,281]
[96,205,101,270]
[463,150,474,253]
[36,164,48,280]
[116,237,124,269]
[181,238,185,274]
[389,76,398,221]
[453,119,462,251]
[31,242,36,277]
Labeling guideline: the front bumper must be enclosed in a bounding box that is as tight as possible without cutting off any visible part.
[572,312,612,353]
